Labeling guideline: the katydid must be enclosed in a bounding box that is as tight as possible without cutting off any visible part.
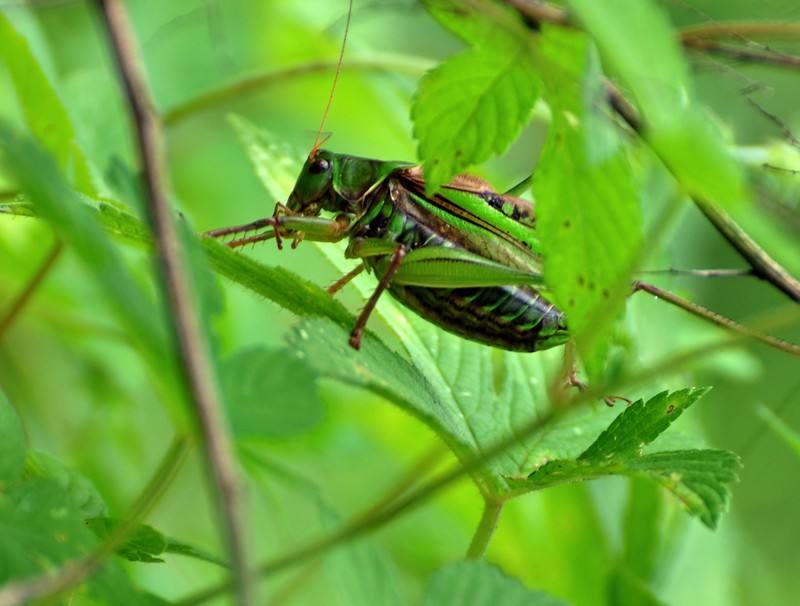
[207,150,799,358]
[207,0,799,361]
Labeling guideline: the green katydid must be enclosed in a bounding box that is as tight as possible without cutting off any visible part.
[207,2,800,362]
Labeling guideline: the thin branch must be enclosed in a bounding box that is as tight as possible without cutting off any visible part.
[632,281,800,357]
[683,39,800,72]
[679,21,800,42]
[0,436,190,606]
[636,268,756,279]
[164,57,431,127]
[465,497,504,559]
[691,198,800,301]
[0,239,63,340]
[508,1,800,71]
[95,2,253,605]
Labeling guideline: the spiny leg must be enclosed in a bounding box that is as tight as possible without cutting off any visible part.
[349,245,407,350]
[327,263,366,296]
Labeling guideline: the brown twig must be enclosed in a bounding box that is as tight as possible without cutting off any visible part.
[96,2,253,605]
[679,20,800,42]
[683,38,800,71]
[632,281,800,356]
[0,239,63,340]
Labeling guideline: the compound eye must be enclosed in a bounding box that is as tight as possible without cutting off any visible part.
[309,157,331,174]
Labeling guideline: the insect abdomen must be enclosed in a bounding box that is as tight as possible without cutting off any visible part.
[354,184,568,352]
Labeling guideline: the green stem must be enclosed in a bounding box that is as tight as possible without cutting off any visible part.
[0,239,63,341]
[465,497,504,559]
[163,56,432,127]
[633,281,800,357]
[692,199,800,302]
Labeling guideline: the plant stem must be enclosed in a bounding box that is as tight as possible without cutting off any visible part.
[691,199,800,302]
[465,497,504,559]
[0,239,63,341]
[679,21,800,41]
[164,57,432,127]
[632,280,800,356]
[96,2,253,605]
[0,435,190,606]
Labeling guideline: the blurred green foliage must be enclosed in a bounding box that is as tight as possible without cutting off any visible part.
[0,1,799,605]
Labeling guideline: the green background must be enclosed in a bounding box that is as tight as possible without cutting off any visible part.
[0,1,798,604]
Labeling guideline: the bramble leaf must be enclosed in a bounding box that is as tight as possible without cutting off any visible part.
[422,561,567,606]
[412,48,540,193]
[87,517,228,567]
[515,389,740,528]
[533,29,641,379]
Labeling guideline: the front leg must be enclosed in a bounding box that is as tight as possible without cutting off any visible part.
[206,213,351,248]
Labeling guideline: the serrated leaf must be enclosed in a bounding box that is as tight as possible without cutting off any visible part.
[86,517,227,568]
[565,0,745,206]
[221,346,323,440]
[423,0,531,50]
[23,450,108,519]
[422,561,567,606]
[0,390,26,487]
[533,29,641,378]
[87,518,167,563]
[579,388,710,461]
[516,390,739,528]
[0,12,96,194]
[0,478,166,605]
[412,47,540,193]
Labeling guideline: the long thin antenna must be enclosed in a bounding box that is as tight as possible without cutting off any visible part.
[309,0,354,158]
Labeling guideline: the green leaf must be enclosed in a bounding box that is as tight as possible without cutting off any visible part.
[421,561,567,606]
[533,29,641,378]
[23,450,108,519]
[87,517,168,563]
[86,517,228,567]
[412,47,540,193]
[221,346,323,440]
[565,0,745,206]
[0,12,96,194]
[517,390,740,528]
[0,195,353,329]
[0,390,26,487]
[578,388,710,461]
[0,478,166,605]
[756,404,800,458]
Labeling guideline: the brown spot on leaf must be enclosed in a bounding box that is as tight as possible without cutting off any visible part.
[666,404,675,414]
[602,289,610,299]
[577,275,585,286]
[563,220,571,228]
